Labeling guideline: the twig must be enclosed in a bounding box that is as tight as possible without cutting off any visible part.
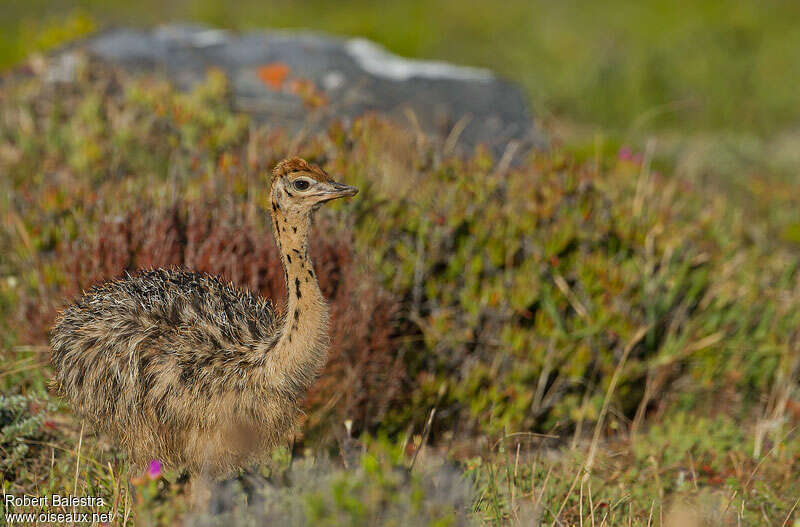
[491,431,560,450]
[533,461,554,523]
[579,475,584,527]
[409,407,436,471]
[721,490,738,521]
[123,482,132,525]
[744,426,797,491]
[494,140,521,176]
[0,362,44,378]
[21,439,105,470]
[11,345,50,354]
[551,468,582,527]
[444,114,472,155]
[553,273,589,320]
[110,462,123,527]
[72,422,84,518]
[782,492,800,527]
[722,426,799,518]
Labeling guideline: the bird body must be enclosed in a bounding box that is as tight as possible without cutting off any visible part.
[49,158,358,479]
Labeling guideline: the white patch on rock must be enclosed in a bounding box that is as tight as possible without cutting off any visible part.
[323,71,346,91]
[344,38,494,82]
[191,29,229,47]
[155,26,229,48]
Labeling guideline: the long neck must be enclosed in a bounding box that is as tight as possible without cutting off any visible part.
[266,206,330,398]
[274,209,325,328]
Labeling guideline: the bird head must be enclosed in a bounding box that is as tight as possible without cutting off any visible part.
[270,157,358,217]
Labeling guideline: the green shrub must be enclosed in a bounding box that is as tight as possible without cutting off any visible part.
[0,392,58,478]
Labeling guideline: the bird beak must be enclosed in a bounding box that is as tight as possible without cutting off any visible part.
[326,182,359,199]
[311,181,359,206]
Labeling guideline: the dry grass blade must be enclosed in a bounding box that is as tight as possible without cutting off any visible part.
[409,407,436,471]
[551,467,582,527]
[110,462,123,526]
[554,272,590,320]
[492,431,560,451]
[72,422,84,518]
[782,492,800,527]
[586,325,650,471]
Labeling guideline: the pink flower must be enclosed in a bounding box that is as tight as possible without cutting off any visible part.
[618,147,634,162]
[618,147,643,164]
[146,459,162,479]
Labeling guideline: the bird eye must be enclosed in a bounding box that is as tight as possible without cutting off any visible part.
[293,179,311,191]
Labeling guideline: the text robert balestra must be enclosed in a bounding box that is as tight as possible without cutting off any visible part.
[4,493,106,508]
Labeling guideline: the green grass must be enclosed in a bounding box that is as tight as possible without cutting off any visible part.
[1,56,800,525]
[3,0,800,135]
[4,399,800,525]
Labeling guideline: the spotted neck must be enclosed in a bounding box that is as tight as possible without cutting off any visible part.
[267,202,330,396]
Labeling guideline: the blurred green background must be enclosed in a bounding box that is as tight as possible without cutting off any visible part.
[2,0,799,135]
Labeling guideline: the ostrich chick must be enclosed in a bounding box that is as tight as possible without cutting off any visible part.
[50,157,358,483]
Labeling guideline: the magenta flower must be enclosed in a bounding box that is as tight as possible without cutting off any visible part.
[618,146,643,164]
[146,459,162,479]
[618,147,634,162]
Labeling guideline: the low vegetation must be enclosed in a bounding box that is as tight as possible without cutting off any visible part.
[1,55,799,526]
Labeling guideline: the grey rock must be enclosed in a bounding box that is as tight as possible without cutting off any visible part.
[72,24,541,155]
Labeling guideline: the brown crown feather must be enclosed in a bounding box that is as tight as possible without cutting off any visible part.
[271,157,333,183]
